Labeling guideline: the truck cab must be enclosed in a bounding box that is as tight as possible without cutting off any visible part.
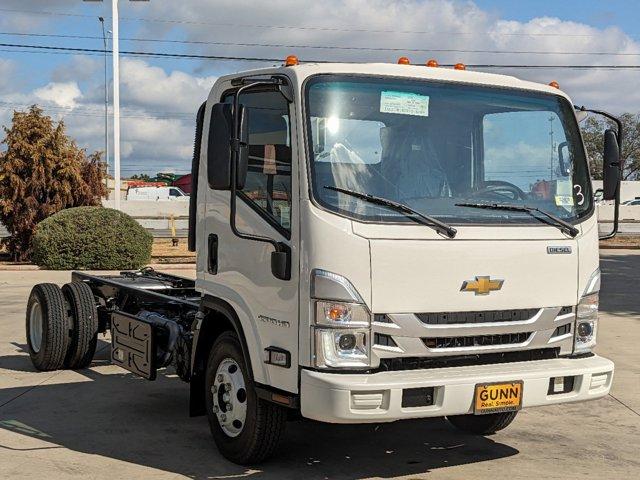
[189,59,617,456]
[25,57,621,466]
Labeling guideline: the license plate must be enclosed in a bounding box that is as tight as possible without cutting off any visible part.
[473,381,523,415]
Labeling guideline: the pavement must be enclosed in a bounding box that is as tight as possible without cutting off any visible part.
[0,256,639,479]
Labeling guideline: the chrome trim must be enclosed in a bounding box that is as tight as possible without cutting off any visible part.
[370,306,575,364]
[583,268,601,296]
[311,269,364,303]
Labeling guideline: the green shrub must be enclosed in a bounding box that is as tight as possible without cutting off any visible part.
[32,207,153,270]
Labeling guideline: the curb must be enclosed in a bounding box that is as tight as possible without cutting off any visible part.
[0,264,40,271]
[0,262,196,271]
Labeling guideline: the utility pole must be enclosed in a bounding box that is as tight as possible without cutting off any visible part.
[99,16,109,178]
[112,0,121,210]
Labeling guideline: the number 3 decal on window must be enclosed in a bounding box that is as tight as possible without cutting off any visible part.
[574,184,585,206]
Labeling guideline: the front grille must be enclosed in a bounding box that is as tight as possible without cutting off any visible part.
[552,323,572,337]
[416,308,539,325]
[558,306,574,316]
[378,348,560,372]
[374,333,398,347]
[423,332,531,349]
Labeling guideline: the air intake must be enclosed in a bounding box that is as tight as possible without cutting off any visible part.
[416,308,539,325]
[423,332,531,349]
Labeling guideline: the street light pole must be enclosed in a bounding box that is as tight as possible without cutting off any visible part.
[85,0,149,209]
[99,16,109,178]
[111,0,121,210]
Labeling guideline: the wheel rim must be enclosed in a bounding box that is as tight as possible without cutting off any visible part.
[29,301,43,353]
[211,358,248,438]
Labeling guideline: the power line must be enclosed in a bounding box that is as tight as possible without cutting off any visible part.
[0,101,193,119]
[2,30,640,56]
[2,41,640,69]
[0,7,637,38]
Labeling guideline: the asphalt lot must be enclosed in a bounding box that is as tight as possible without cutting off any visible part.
[0,253,639,479]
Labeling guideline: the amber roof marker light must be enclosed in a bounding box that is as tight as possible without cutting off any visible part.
[284,55,299,66]
[426,59,439,67]
[454,63,466,70]
[549,80,560,89]
[397,56,411,65]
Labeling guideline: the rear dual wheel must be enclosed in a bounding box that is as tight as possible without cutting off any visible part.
[26,284,70,371]
[26,282,98,371]
[62,282,99,369]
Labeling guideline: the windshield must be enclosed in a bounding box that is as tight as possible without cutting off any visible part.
[305,75,592,225]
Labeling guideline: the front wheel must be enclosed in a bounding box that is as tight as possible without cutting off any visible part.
[205,331,286,464]
[447,411,518,435]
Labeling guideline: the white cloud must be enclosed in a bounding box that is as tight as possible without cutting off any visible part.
[120,59,216,112]
[33,82,82,109]
[140,0,640,112]
[3,0,640,174]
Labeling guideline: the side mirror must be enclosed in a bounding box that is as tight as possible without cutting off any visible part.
[207,103,249,190]
[602,129,620,201]
[271,244,291,281]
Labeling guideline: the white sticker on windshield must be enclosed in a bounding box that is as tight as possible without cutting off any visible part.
[555,179,574,210]
[380,91,429,117]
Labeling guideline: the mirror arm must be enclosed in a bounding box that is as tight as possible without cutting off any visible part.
[229,81,291,279]
[574,105,623,152]
[576,106,624,240]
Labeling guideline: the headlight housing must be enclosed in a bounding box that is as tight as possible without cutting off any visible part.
[574,292,598,353]
[315,301,370,328]
[311,270,371,369]
[314,329,369,368]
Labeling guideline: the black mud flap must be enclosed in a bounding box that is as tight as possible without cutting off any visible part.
[111,311,157,380]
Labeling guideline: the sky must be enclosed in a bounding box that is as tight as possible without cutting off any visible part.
[0,0,638,177]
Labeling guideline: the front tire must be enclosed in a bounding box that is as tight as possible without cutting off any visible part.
[447,411,518,435]
[205,331,286,464]
[26,283,70,371]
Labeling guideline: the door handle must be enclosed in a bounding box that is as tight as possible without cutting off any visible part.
[208,234,218,274]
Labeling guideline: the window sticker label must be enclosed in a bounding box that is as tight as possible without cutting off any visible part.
[380,91,429,117]
[555,179,574,210]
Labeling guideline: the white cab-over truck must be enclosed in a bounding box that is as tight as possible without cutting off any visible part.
[26,57,622,465]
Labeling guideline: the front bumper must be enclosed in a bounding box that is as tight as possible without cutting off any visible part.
[300,354,614,423]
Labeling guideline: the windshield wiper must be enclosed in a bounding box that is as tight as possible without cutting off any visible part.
[455,202,579,237]
[325,186,457,238]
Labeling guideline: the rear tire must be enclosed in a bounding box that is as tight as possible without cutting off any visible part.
[62,282,99,369]
[26,283,70,371]
[447,411,518,435]
[205,331,286,465]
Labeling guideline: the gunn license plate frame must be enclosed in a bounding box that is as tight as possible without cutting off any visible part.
[473,381,524,415]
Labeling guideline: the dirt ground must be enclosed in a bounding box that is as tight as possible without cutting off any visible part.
[151,237,195,263]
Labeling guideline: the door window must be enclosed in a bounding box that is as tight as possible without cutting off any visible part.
[225,90,292,231]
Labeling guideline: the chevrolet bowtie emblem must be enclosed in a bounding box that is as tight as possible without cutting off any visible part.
[461,276,504,296]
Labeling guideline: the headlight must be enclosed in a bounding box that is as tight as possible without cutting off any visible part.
[574,292,598,353]
[314,329,369,368]
[311,270,371,369]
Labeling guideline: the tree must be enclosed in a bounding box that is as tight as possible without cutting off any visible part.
[0,106,107,261]
[129,173,153,182]
[581,112,640,180]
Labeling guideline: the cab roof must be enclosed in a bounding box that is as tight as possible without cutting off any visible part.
[217,62,569,100]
